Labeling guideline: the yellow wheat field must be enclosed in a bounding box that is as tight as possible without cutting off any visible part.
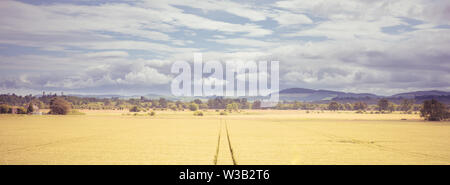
[0,110,449,165]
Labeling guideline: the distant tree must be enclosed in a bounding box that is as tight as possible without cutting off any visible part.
[328,101,340,111]
[399,99,414,113]
[388,103,396,113]
[152,101,160,108]
[293,101,302,110]
[159,98,167,108]
[168,103,177,111]
[377,99,389,112]
[194,99,202,105]
[49,97,71,115]
[420,99,449,121]
[226,103,239,112]
[27,102,34,114]
[0,104,9,114]
[252,100,261,109]
[175,100,183,108]
[413,104,421,111]
[189,103,199,111]
[199,103,208,110]
[344,103,353,111]
[178,104,184,110]
[104,99,112,106]
[353,102,367,111]
[241,101,250,109]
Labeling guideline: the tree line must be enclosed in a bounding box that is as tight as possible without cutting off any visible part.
[0,93,448,120]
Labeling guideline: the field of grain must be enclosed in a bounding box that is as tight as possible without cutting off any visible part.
[1,110,449,164]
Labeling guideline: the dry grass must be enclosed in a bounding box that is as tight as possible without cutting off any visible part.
[0,110,449,164]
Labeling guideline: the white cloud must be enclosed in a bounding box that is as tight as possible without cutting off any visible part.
[83,51,129,58]
[271,11,313,26]
[118,66,171,85]
[284,19,404,41]
[167,0,267,21]
[209,38,275,47]
[0,0,449,95]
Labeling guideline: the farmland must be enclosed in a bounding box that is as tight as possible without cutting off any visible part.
[1,110,449,164]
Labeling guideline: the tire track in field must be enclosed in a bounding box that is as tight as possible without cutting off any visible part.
[0,126,146,155]
[225,120,237,165]
[294,124,450,162]
[213,119,222,165]
[0,134,103,154]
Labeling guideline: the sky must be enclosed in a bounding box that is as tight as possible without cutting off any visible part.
[0,0,449,96]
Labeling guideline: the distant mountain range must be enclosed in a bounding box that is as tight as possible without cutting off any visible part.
[66,93,198,101]
[278,88,379,102]
[390,90,450,98]
[277,88,450,104]
[65,88,450,104]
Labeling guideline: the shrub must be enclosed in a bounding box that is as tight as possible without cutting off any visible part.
[49,97,71,115]
[16,107,27,114]
[189,103,199,111]
[129,106,142,112]
[149,111,156,116]
[68,110,85,115]
[219,111,228,115]
[193,111,203,116]
[0,104,10,114]
[168,104,177,111]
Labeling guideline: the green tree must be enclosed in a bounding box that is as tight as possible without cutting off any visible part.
[388,103,396,113]
[377,99,389,112]
[49,97,71,115]
[344,103,353,110]
[159,98,167,108]
[328,101,340,111]
[293,101,302,110]
[194,99,202,105]
[199,103,209,110]
[420,99,449,121]
[27,102,35,114]
[353,102,367,111]
[252,100,261,109]
[226,103,239,112]
[399,99,414,113]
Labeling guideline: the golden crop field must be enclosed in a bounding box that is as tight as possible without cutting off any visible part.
[1,110,449,165]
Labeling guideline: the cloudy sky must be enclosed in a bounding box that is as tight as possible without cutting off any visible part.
[0,0,449,96]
